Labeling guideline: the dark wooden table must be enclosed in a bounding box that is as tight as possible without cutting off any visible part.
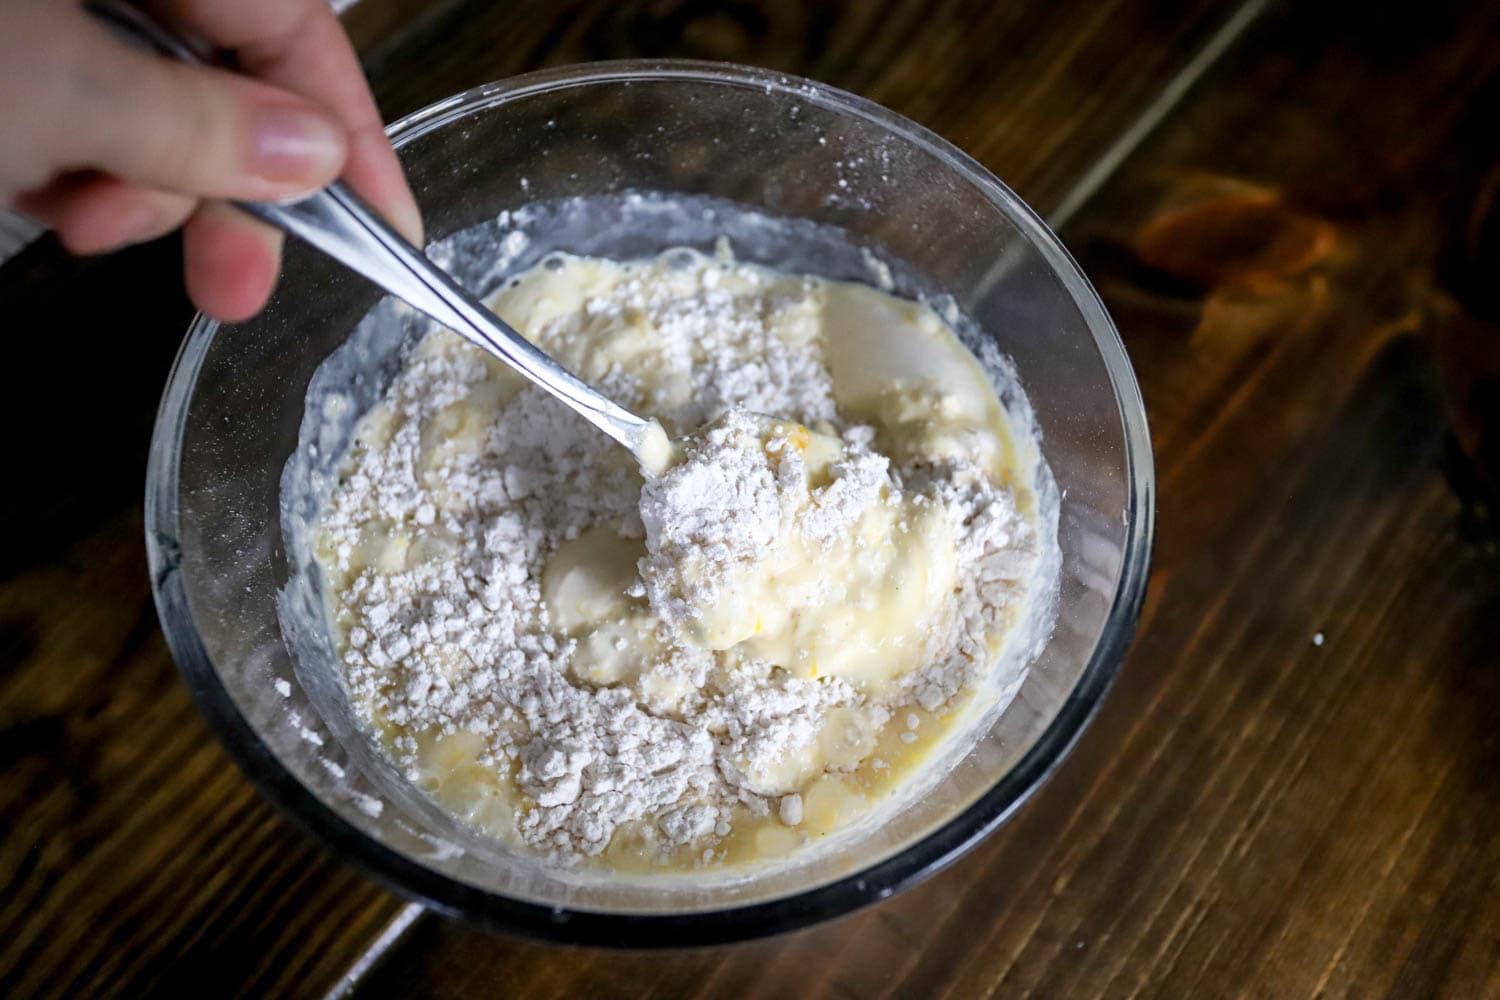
[4,0,1499,996]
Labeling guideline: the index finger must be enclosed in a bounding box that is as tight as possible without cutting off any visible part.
[151,0,423,244]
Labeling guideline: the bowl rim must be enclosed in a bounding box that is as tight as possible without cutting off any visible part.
[145,58,1154,947]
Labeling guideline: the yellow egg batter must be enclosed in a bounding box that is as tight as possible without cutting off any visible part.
[314,248,1045,871]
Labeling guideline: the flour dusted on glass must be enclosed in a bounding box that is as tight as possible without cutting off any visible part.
[315,249,1045,869]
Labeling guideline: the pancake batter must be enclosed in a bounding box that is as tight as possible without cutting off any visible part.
[314,248,1046,870]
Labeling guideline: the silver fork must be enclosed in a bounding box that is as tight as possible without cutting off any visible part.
[84,0,664,464]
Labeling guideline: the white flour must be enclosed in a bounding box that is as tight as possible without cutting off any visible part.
[317,252,1039,865]
[638,411,892,631]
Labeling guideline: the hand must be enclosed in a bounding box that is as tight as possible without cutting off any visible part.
[0,0,423,321]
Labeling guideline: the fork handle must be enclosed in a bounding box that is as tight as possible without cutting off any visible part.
[83,0,655,455]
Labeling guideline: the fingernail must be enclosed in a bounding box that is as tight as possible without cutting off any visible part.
[251,105,345,187]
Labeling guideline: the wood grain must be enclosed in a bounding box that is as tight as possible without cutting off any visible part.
[0,244,413,998]
[2,0,1497,997]
[357,0,1256,218]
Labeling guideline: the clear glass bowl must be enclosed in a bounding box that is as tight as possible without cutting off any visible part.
[146,61,1153,945]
